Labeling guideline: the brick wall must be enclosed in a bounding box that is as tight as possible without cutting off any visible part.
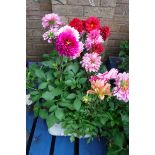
[26,0,129,61]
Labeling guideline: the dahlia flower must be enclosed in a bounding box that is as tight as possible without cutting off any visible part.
[57,25,80,41]
[85,29,103,51]
[113,72,129,102]
[100,26,110,41]
[81,53,102,72]
[69,18,84,33]
[71,41,84,59]
[56,31,79,58]
[85,16,101,32]
[89,68,118,82]
[56,25,83,59]
[87,79,111,100]
[42,13,63,29]
[42,28,58,43]
[91,43,104,55]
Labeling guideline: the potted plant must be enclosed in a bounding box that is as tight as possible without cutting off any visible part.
[26,13,129,154]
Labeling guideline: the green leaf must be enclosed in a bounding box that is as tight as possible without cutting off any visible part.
[66,71,74,77]
[38,82,48,89]
[113,132,125,148]
[79,78,87,84]
[42,101,54,107]
[70,134,75,142]
[107,145,123,155]
[35,69,46,79]
[76,70,85,77]
[66,62,79,74]
[39,109,48,119]
[31,94,40,102]
[30,91,39,95]
[42,91,54,101]
[73,99,81,111]
[100,117,108,125]
[59,101,74,110]
[55,108,65,120]
[42,54,50,60]
[109,101,115,110]
[48,85,54,91]
[65,80,73,86]
[52,88,62,97]
[49,105,57,112]
[71,62,79,73]
[46,72,53,81]
[46,114,58,128]
[41,61,53,67]
[33,104,40,117]
[66,93,76,100]
[50,50,57,57]
[99,65,107,73]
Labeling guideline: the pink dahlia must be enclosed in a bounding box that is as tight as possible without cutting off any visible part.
[42,28,58,43]
[56,31,79,58]
[89,68,118,82]
[113,72,129,103]
[85,29,103,51]
[42,13,63,29]
[71,41,84,59]
[81,53,102,72]
[57,25,80,41]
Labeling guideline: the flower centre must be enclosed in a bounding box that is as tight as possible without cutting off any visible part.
[66,40,71,45]
[120,80,129,90]
[48,32,54,38]
[90,57,96,63]
[48,20,55,25]
[90,23,94,28]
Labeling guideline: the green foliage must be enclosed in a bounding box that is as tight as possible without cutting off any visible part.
[73,99,82,111]
[55,108,65,120]
[38,82,48,89]
[42,91,54,101]
[46,113,59,128]
[118,41,129,72]
[26,51,128,154]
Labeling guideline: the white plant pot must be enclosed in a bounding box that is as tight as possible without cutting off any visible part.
[48,124,90,138]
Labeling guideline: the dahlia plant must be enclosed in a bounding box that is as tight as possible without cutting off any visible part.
[27,13,129,154]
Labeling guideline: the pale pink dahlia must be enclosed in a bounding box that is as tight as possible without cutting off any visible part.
[85,29,103,51]
[113,72,129,103]
[42,13,63,29]
[81,53,102,72]
[42,28,58,43]
[56,31,79,58]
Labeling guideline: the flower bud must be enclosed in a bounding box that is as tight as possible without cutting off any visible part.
[82,95,89,104]
[52,63,58,69]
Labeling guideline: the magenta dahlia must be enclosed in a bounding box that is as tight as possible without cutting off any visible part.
[56,31,79,58]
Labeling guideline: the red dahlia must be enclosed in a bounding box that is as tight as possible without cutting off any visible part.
[100,26,110,41]
[85,16,101,33]
[69,18,84,33]
[91,43,105,55]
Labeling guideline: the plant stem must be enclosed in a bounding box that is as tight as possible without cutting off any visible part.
[59,56,64,81]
